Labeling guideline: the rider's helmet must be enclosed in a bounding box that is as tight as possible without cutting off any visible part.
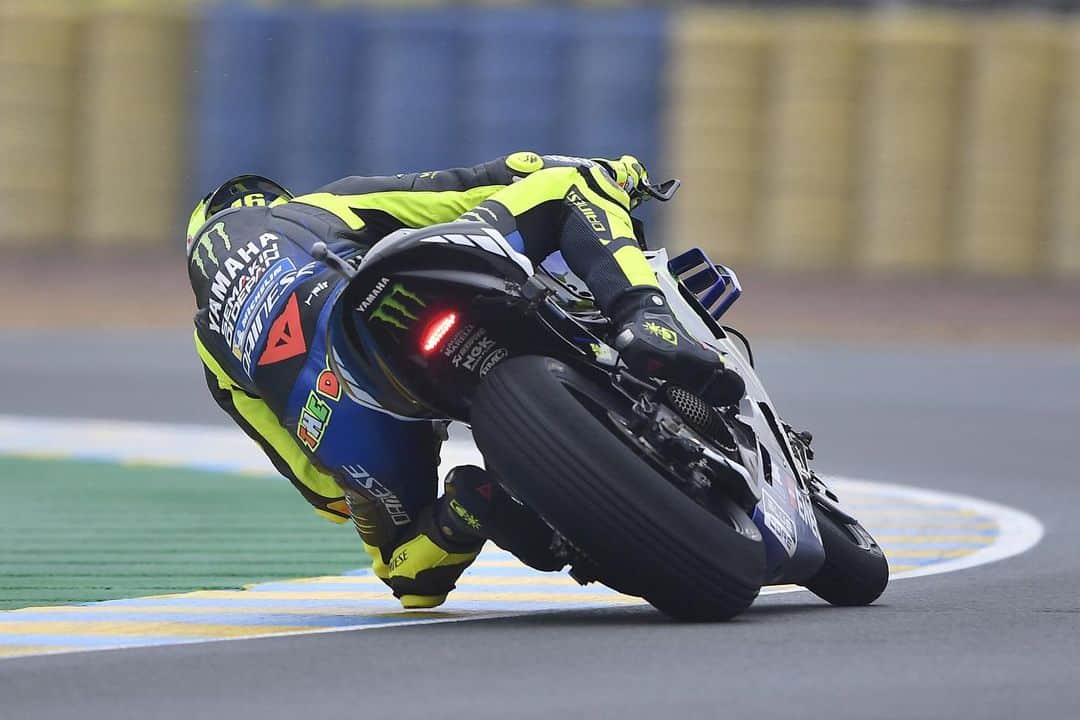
[186,174,293,256]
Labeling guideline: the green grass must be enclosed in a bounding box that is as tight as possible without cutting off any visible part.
[0,456,367,610]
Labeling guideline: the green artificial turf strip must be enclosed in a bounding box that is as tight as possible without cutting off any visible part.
[0,456,367,610]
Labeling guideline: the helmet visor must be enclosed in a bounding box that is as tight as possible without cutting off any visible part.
[206,174,293,216]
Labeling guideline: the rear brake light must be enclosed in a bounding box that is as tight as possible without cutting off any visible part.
[420,312,458,355]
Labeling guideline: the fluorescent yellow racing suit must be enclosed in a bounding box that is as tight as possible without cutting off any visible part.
[187,152,717,609]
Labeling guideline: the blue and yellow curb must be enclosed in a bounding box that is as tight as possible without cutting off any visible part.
[0,478,1031,661]
[0,416,1043,660]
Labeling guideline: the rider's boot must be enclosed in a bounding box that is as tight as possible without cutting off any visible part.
[436,465,565,572]
[345,487,482,610]
[610,288,744,407]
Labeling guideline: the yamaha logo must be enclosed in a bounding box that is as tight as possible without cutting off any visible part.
[356,277,390,312]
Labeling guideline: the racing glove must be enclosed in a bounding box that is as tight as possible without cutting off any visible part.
[594,154,650,208]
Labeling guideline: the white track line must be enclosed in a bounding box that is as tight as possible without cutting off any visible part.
[827,477,1042,580]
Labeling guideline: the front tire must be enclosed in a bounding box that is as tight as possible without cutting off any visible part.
[804,503,889,606]
[471,356,766,621]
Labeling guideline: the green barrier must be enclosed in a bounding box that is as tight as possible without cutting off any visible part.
[0,6,79,247]
[759,11,859,272]
[859,13,967,274]
[75,7,190,248]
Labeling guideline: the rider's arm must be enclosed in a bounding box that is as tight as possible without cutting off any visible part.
[193,329,350,524]
[289,152,601,236]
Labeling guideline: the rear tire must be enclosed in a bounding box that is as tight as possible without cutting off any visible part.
[804,503,889,606]
[471,356,766,621]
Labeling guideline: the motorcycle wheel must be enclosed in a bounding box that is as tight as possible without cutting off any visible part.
[804,503,889,606]
[471,356,765,621]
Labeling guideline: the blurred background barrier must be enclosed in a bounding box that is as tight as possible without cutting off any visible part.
[1,1,1080,279]
[193,6,288,195]
[358,8,464,174]
[0,5,79,247]
[77,7,190,248]
[758,11,860,272]
[957,16,1061,276]
[857,12,966,274]
[666,9,770,265]
[1052,19,1080,277]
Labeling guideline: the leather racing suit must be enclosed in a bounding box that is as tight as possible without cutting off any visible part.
[186,152,727,609]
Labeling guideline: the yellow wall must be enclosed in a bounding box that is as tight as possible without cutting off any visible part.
[0,6,80,247]
[858,13,966,274]
[76,8,189,248]
[1,4,1079,280]
[666,9,770,265]
[956,16,1060,277]
[0,3,188,249]
[667,8,1080,278]
[758,11,860,272]
[1052,20,1080,277]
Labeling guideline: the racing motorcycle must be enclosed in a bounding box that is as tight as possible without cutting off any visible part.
[315,178,889,621]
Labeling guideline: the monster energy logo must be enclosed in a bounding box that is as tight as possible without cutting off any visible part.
[191,222,232,279]
[369,283,426,330]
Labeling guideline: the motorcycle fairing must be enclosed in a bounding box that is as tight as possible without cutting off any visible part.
[649,250,826,584]
[345,230,826,585]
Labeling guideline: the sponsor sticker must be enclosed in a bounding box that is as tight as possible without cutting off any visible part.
[643,321,678,346]
[241,261,319,374]
[356,277,390,313]
[205,232,281,337]
[479,348,508,377]
[367,283,425,331]
[190,221,232,280]
[442,324,476,358]
[297,391,332,451]
[256,294,307,368]
[230,257,294,357]
[565,188,608,235]
[304,280,330,307]
[763,492,798,556]
[461,336,497,372]
[797,489,822,542]
[341,465,411,526]
[316,365,341,402]
[448,326,508,375]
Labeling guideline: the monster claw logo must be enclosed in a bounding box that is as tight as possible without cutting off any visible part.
[644,320,678,346]
[191,251,208,279]
[369,283,426,330]
[191,221,232,279]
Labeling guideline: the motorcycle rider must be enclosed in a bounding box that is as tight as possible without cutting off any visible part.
[187,151,743,609]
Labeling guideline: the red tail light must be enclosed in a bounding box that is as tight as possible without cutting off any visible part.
[420,312,458,355]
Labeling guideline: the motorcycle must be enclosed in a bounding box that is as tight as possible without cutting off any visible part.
[316,179,889,621]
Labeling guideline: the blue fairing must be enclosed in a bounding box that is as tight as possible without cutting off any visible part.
[668,247,742,320]
[754,479,826,584]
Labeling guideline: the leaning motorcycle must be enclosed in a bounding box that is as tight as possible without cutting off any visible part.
[317,180,889,621]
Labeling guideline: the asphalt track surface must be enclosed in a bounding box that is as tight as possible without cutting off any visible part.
[2,328,1078,719]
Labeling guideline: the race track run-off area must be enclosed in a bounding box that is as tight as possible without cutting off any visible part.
[0,415,1043,661]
